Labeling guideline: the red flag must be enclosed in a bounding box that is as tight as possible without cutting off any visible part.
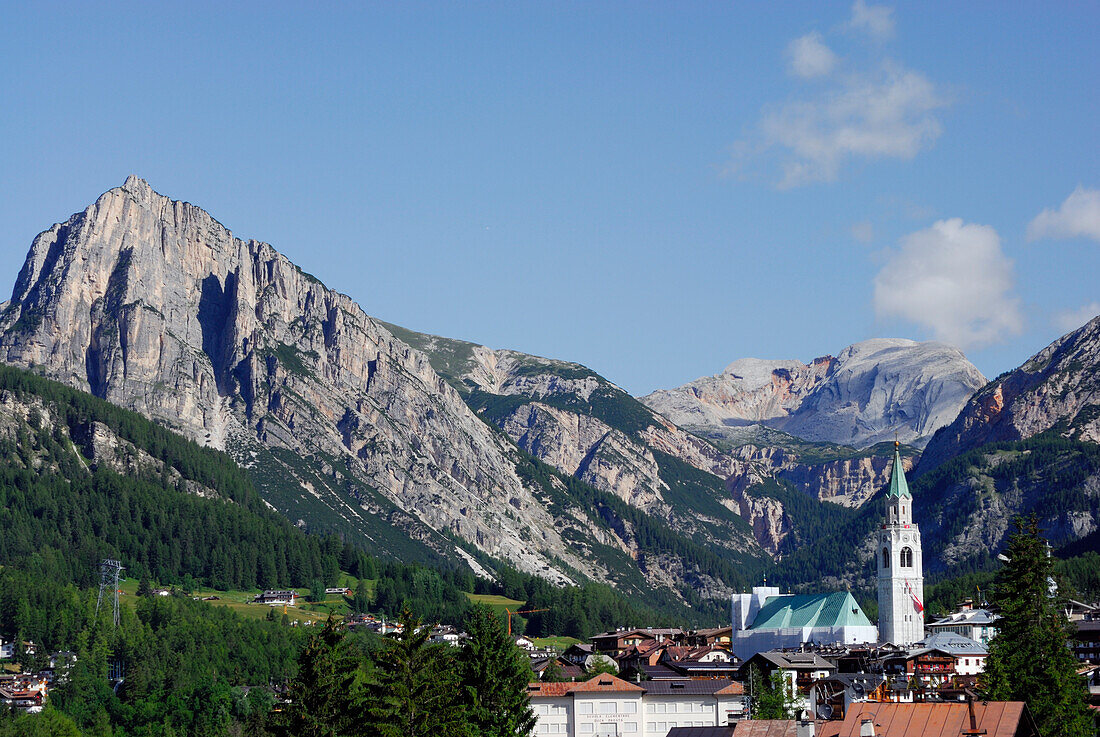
[906,581,924,613]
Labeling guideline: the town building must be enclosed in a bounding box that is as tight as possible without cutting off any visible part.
[252,590,297,606]
[592,628,685,657]
[876,443,924,646]
[730,588,877,662]
[914,632,987,675]
[1070,612,1100,664]
[741,650,836,714]
[925,602,999,645]
[528,673,746,735]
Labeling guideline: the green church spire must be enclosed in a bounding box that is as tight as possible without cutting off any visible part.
[887,440,910,498]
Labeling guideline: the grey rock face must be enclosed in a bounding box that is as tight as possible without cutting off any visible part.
[0,177,594,583]
[918,314,1100,475]
[641,338,986,449]
[384,324,762,555]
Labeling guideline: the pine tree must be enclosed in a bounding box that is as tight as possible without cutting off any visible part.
[359,608,472,737]
[275,616,358,737]
[982,515,1092,737]
[458,604,536,737]
[137,574,152,597]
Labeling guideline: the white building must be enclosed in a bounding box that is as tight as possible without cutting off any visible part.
[877,443,925,646]
[915,631,988,675]
[730,587,878,662]
[528,674,745,736]
[253,590,297,606]
[925,605,999,646]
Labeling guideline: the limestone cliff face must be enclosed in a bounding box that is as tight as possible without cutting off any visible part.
[919,314,1100,475]
[0,177,592,583]
[381,325,764,556]
[723,445,913,508]
[642,339,986,449]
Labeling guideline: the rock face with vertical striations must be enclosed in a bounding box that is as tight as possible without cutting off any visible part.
[378,324,763,557]
[0,177,602,583]
[641,339,986,449]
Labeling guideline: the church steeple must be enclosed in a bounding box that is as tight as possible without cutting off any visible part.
[887,441,910,498]
[877,440,924,645]
[884,443,912,526]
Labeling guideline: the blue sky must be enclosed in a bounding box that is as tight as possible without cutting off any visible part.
[1,2,1097,395]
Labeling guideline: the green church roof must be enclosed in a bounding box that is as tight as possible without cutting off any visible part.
[887,444,910,498]
[749,591,873,630]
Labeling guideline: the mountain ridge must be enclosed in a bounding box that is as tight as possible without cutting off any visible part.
[641,338,986,449]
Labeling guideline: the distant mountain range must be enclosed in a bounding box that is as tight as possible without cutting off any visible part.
[1,177,1095,607]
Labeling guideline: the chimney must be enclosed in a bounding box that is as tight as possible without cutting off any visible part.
[797,719,816,737]
[860,718,876,737]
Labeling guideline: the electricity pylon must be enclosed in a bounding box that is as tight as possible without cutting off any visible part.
[95,559,125,626]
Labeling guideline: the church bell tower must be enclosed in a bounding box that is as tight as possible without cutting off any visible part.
[877,441,924,645]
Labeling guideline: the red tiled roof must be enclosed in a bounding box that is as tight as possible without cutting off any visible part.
[526,682,573,697]
[714,681,746,695]
[817,701,1035,737]
[569,674,646,692]
[527,673,650,696]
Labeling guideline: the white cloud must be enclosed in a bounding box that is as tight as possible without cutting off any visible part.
[761,63,947,187]
[1053,302,1100,333]
[849,0,895,41]
[1027,186,1100,242]
[851,221,875,243]
[787,32,837,78]
[873,218,1023,350]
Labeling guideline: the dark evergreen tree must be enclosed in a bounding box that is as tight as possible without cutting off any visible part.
[458,604,536,737]
[982,515,1093,737]
[136,574,152,597]
[275,616,358,737]
[359,608,472,737]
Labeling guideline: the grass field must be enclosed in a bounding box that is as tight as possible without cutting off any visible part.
[532,636,581,650]
[464,593,525,611]
[112,579,343,625]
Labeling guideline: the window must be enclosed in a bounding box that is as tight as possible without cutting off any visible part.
[901,547,913,567]
[580,725,594,735]
[578,702,593,715]
[883,548,890,568]
[599,702,616,714]
[622,723,638,733]
[622,702,637,714]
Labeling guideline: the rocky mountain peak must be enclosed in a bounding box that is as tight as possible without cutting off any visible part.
[641,338,986,449]
[918,313,1100,474]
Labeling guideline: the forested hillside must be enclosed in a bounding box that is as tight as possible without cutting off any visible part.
[0,363,677,734]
